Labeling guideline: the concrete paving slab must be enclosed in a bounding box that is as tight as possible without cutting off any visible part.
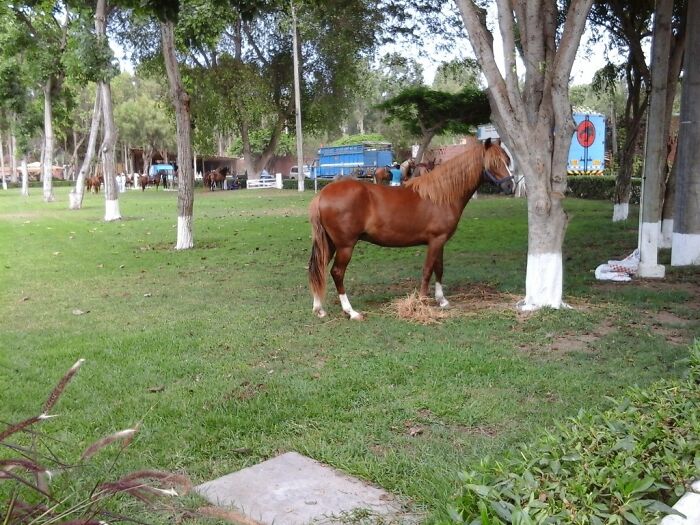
[195,451,420,525]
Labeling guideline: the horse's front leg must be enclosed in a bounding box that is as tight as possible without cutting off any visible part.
[330,246,363,320]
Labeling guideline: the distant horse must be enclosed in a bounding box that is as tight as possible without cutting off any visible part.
[308,138,513,320]
[125,174,134,188]
[86,175,102,194]
[411,160,436,179]
[204,167,229,191]
[372,166,393,185]
[139,175,149,191]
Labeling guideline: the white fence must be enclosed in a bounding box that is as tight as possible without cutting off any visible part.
[246,173,283,189]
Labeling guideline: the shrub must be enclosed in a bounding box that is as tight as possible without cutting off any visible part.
[566,176,641,203]
[447,342,700,525]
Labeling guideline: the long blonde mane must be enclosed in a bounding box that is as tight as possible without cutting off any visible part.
[405,138,485,205]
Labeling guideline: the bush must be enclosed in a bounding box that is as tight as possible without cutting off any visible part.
[447,342,700,525]
[566,176,641,203]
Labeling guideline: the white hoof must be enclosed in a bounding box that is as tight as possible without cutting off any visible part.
[314,308,327,318]
[349,311,364,321]
[438,298,450,308]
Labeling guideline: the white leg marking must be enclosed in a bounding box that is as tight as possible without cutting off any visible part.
[435,282,449,308]
[339,293,363,320]
[313,296,327,318]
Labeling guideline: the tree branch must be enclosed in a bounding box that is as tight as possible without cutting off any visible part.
[243,22,269,67]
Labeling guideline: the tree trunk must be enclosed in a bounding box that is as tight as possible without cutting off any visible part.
[613,67,648,221]
[415,131,436,163]
[0,131,6,190]
[70,73,102,209]
[20,156,29,196]
[671,0,700,266]
[10,129,18,184]
[161,20,195,250]
[661,157,676,247]
[455,0,592,310]
[638,0,673,278]
[94,0,120,221]
[42,78,55,202]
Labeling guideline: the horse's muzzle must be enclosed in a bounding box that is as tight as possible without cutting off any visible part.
[483,169,515,195]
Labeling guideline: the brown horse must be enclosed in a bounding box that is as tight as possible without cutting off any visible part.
[203,167,229,191]
[307,138,513,320]
[139,175,149,191]
[411,160,436,179]
[373,166,393,185]
[86,175,102,194]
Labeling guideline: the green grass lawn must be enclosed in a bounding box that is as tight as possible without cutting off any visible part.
[1,186,697,523]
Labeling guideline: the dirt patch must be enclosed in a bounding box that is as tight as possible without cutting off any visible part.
[450,424,500,438]
[384,284,517,325]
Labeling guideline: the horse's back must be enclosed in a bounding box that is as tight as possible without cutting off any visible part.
[316,179,438,247]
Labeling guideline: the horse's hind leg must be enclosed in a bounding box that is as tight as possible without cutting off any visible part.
[432,246,449,308]
[330,246,363,320]
[421,240,449,308]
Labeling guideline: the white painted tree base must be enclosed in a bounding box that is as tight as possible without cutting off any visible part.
[68,191,82,210]
[516,253,569,311]
[43,190,55,203]
[104,199,122,221]
[671,233,700,266]
[639,221,665,278]
[612,203,629,222]
[176,215,194,250]
[659,219,673,249]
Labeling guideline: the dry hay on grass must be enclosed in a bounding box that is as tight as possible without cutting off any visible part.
[386,284,516,325]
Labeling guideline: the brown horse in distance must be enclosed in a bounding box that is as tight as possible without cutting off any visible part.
[373,166,392,185]
[308,138,513,320]
[204,167,229,191]
[411,160,436,179]
[86,175,103,194]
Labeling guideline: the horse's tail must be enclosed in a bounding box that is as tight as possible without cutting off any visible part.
[308,195,330,301]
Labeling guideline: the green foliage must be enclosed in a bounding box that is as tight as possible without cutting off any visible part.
[432,58,482,93]
[63,14,119,84]
[376,85,491,137]
[330,133,388,146]
[228,128,296,157]
[113,74,175,152]
[448,342,700,525]
[566,176,641,204]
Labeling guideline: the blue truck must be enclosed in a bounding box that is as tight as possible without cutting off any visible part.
[313,142,393,178]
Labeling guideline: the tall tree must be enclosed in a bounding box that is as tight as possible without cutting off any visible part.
[376,85,491,162]
[454,0,593,310]
[10,1,73,202]
[671,0,700,266]
[638,0,674,278]
[94,0,121,221]
[589,1,654,221]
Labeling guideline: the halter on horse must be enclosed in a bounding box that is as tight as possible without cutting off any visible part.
[308,137,513,320]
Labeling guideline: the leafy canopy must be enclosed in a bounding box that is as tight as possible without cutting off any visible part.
[376,85,491,137]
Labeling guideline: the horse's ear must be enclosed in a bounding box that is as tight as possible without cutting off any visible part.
[484,138,492,149]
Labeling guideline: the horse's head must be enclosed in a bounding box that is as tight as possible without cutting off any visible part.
[482,139,514,194]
